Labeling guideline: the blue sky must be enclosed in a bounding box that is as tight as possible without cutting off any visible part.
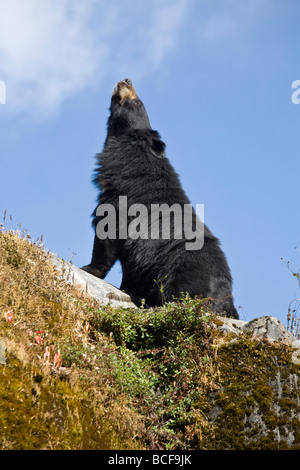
[0,0,299,326]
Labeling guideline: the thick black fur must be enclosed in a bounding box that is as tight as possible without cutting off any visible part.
[82,80,238,319]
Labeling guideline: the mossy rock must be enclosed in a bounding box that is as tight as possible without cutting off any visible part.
[200,336,300,450]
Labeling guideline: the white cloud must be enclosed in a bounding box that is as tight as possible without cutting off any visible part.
[0,0,189,117]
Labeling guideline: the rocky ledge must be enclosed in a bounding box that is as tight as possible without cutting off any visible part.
[50,253,300,364]
[50,253,136,309]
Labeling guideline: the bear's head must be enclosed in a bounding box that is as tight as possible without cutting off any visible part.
[107,79,151,137]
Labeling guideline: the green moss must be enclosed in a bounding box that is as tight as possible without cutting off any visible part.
[264,411,278,429]
[252,381,273,410]
[278,397,297,411]
[0,352,126,450]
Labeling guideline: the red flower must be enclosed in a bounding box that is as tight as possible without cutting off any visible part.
[53,350,62,368]
[4,310,13,324]
[34,334,44,345]
[44,346,50,361]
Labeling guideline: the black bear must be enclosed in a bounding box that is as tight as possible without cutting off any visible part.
[82,78,238,319]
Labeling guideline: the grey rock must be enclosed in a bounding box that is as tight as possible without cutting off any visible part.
[216,315,300,364]
[0,339,6,365]
[291,340,300,364]
[242,316,295,343]
[215,317,247,335]
[49,253,136,309]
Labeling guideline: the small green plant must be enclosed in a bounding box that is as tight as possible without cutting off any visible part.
[153,277,168,305]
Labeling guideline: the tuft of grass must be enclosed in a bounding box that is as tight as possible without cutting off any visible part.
[282,253,300,338]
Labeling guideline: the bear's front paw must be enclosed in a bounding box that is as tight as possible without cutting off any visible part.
[81,265,103,278]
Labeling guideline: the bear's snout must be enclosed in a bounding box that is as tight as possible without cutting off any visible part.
[123,78,132,86]
[112,78,138,103]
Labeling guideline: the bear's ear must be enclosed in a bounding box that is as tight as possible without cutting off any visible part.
[149,131,166,160]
